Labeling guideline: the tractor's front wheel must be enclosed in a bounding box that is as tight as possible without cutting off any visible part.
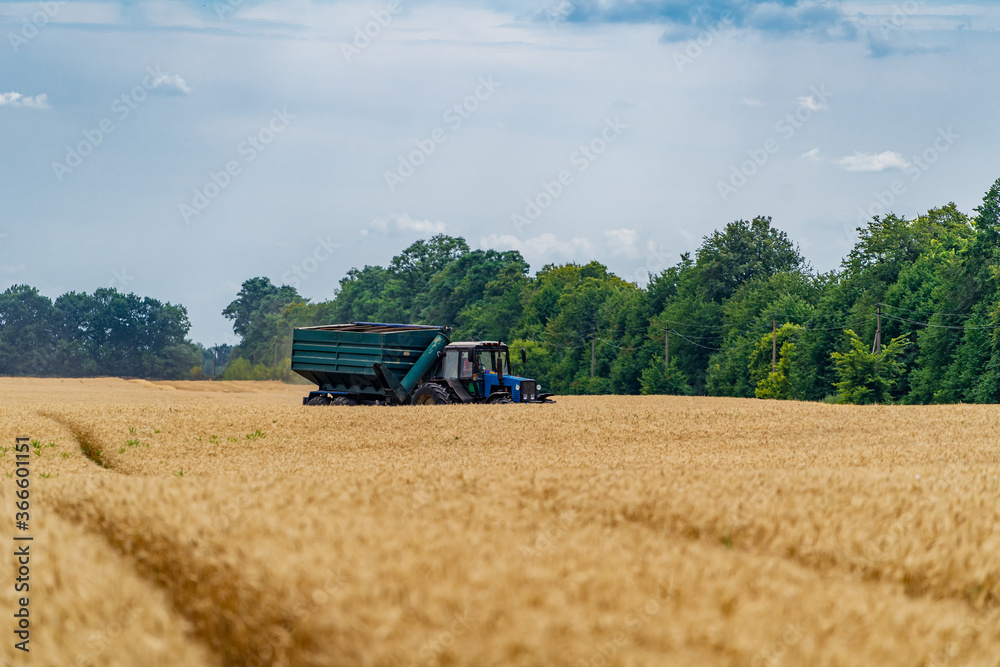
[487,393,514,404]
[411,383,452,405]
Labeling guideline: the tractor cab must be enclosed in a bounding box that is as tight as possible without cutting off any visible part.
[435,341,550,403]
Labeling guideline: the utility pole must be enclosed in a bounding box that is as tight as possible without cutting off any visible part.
[664,324,670,372]
[212,346,217,378]
[874,303,883,381]
[590,332,596,379]
[874,303,882,355]
[772,315,777,374]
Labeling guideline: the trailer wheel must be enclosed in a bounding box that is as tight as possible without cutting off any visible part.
[331,397,358,406]
[306,395,331,406]
[411,383,452,405]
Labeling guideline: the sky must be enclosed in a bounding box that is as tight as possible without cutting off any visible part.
[1,0,998,345]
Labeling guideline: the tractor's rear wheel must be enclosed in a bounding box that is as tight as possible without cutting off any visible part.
[331,397,358,406]
[306,395,331,406]
[411,383,452,405]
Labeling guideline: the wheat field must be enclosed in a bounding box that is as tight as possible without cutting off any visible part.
[1,377,999,667]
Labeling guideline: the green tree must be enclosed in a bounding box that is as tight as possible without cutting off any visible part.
[0,285,58,375]
[695,216,806,303]
[455,264,531,342]
[754,341,796,399]
[747,324,803,400]
[380,235,470,320]
[425,249,528,330]
[508,339,553,389]
[223,277,303,365]
[831,330,910,404]
[329,266,390,323]
[706,272,817,398]
[640,357,692,395]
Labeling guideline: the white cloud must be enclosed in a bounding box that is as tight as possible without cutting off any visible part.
[604,228,640,257]
[0,92,49,109]
[801,148,821,161]
[835,150,911,172]
[369,213,447,236]
[797,95,827,111]
[482,233,592,263]
[741,97,764,108]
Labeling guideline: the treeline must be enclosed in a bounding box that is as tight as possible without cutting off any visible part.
[222,177,1000,404]
[0,286,203,379]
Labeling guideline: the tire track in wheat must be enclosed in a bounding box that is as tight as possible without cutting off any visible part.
[35,413,361,667]
[30,413,239,666]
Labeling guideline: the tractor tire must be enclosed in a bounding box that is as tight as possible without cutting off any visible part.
[306,395,331,406]
[411,383,452,405]
[331,397,358,406]
[487,393,514,404]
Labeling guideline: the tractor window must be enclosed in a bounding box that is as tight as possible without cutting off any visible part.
[441,350,459,379]
[476,348,511,373]
[477,350,495,372]
[460,352,475,377]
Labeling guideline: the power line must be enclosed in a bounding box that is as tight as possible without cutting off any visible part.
[799,318,874,332]
[669,330,722,351]
[881,312,1000,331]
[880,303,976,319]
